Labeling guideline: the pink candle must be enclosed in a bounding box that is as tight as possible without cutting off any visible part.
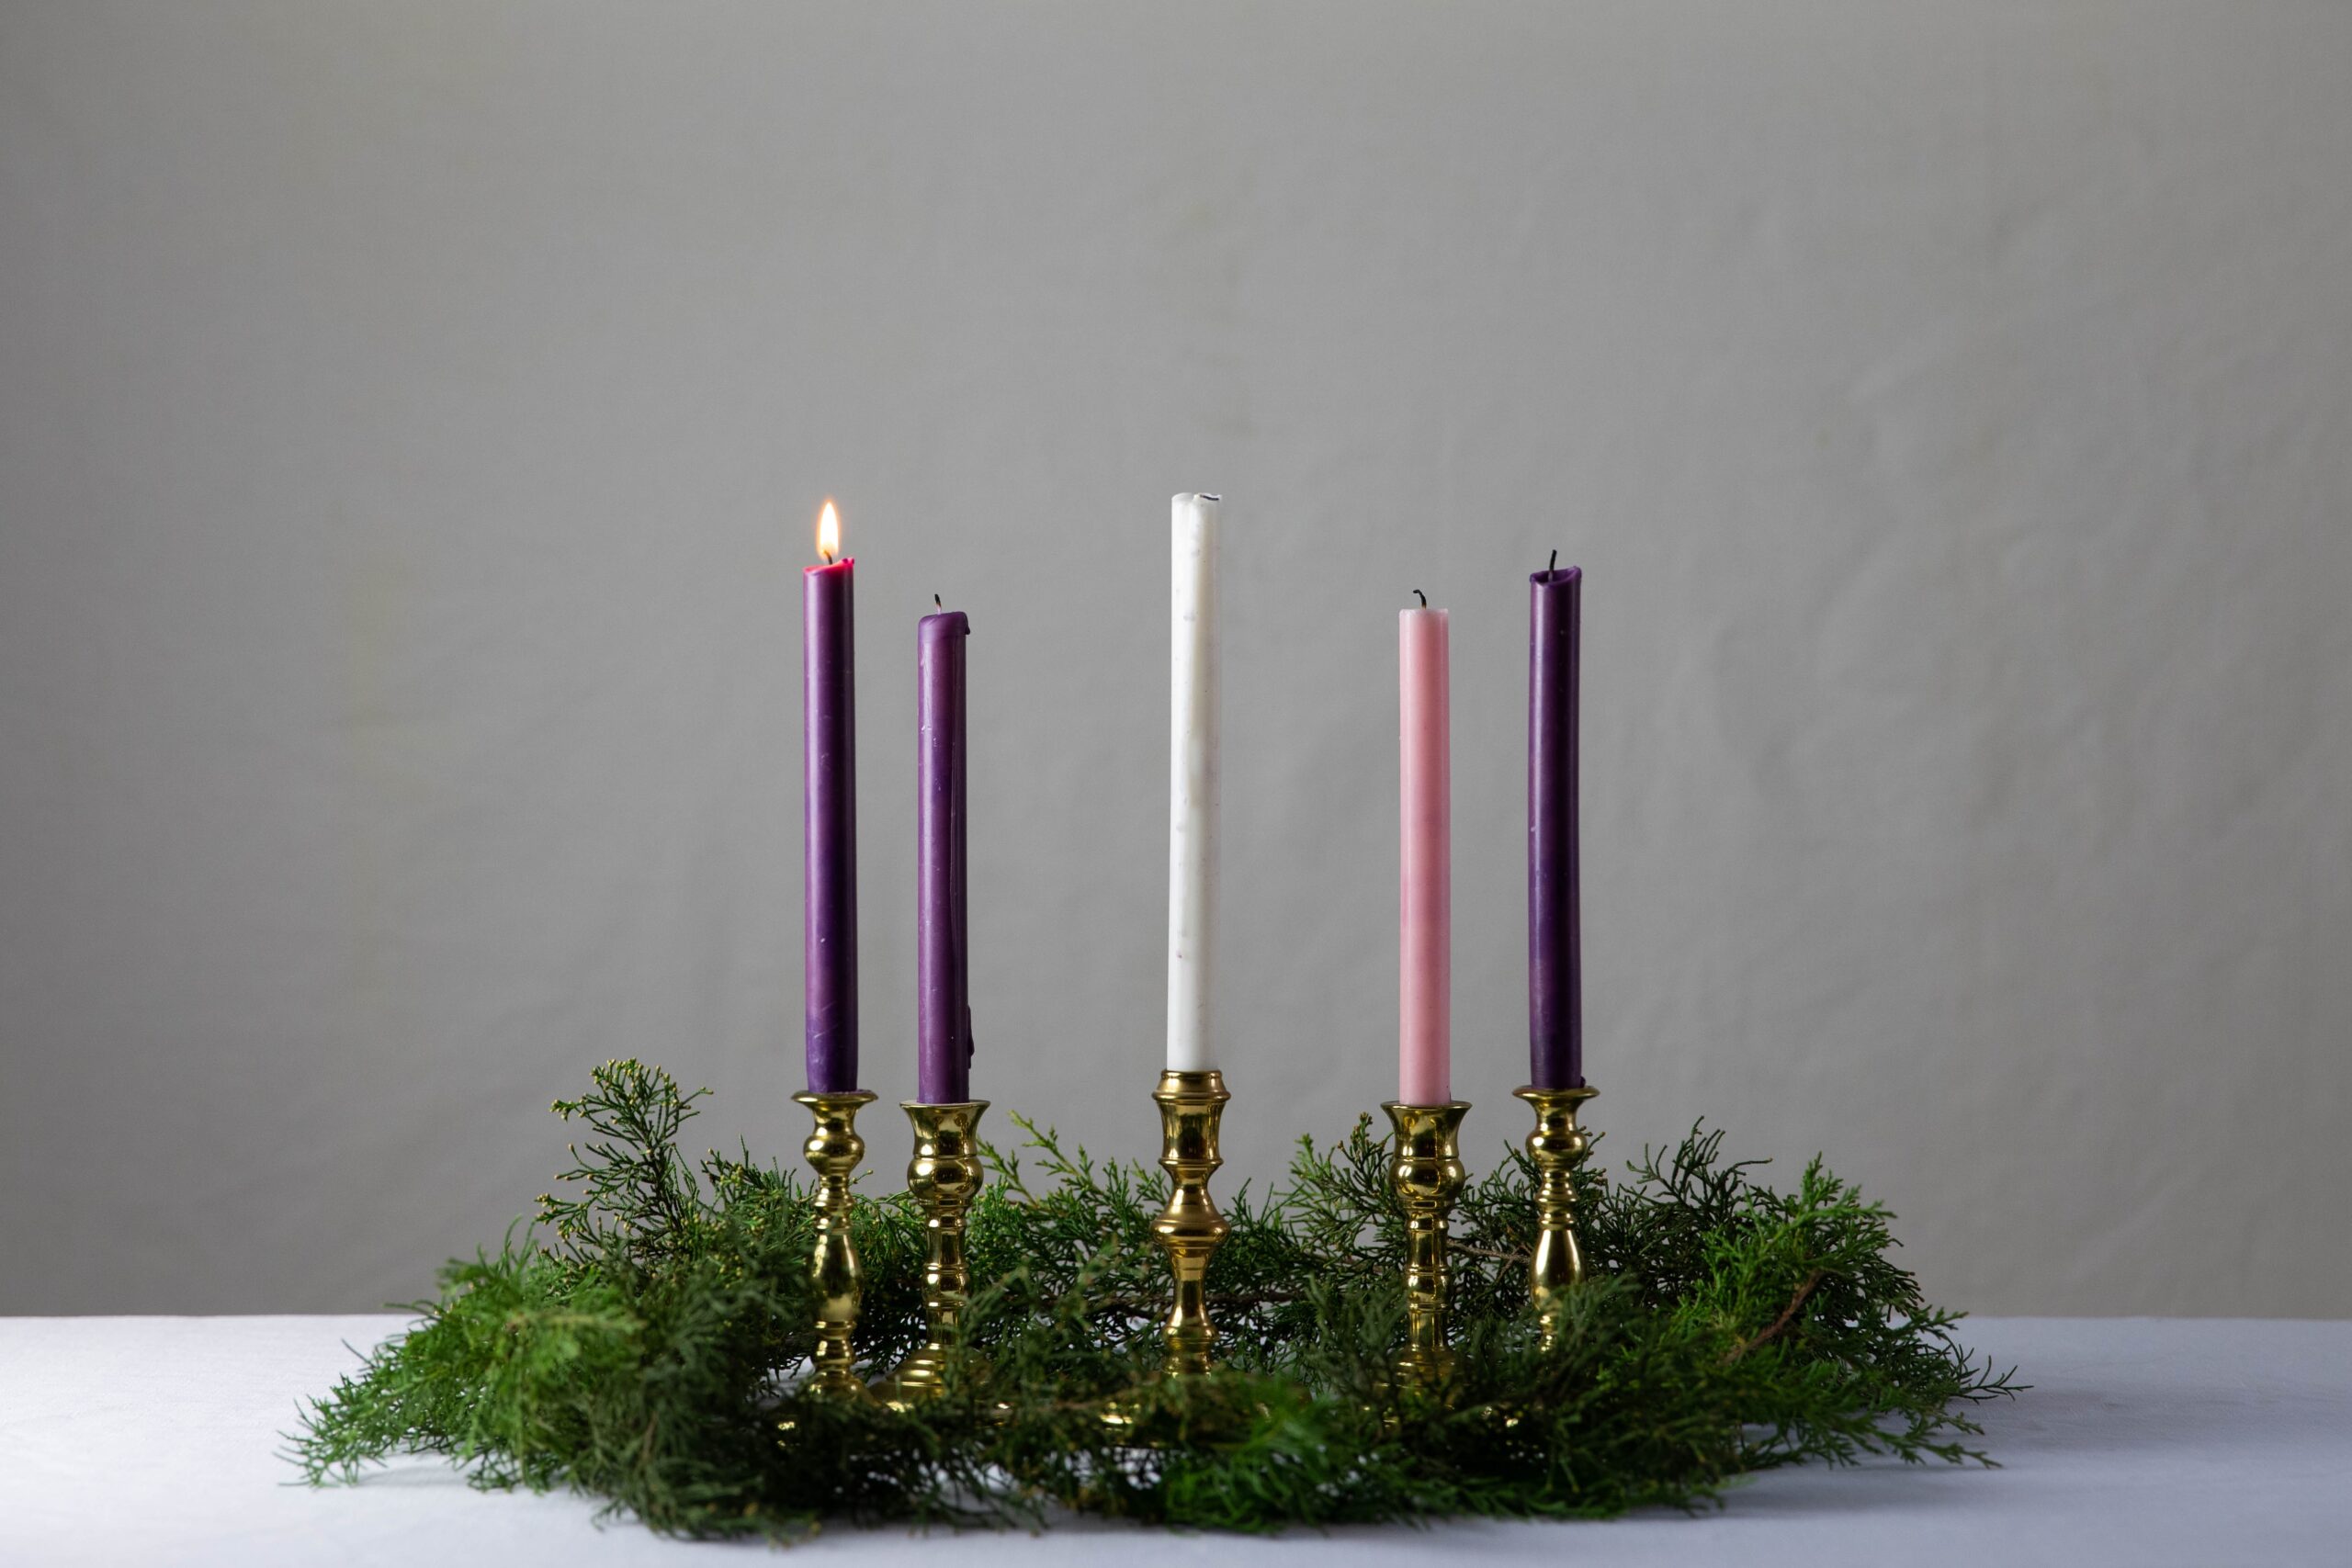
[1399,597,1451,1104]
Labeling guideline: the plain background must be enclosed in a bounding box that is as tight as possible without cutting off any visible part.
[1,2,2346,1318]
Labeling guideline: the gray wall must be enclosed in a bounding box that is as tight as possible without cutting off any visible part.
[3,1,2346,1318]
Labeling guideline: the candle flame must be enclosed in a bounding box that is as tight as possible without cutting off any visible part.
[816,499,841,563]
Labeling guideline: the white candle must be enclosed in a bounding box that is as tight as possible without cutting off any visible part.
[1166,492,1219,1072]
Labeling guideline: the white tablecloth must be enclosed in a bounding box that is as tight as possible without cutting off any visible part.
[2,1315,2346,1565]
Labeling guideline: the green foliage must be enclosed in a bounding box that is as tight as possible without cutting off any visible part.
[293,1060,2016,1540]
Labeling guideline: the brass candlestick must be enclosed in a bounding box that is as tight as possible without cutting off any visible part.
[876,1100,988,1410]
[1513,1083,1597,1351]
[1384,1100,1470,1392]
[1151,1067,1231,1377]
[794,1089,878,1399]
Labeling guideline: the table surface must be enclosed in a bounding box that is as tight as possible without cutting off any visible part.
[2,1315,2346,1567]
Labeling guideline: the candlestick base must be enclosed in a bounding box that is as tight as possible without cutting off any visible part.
[795,1089,878,1401]
[1384,1101,1470,1393]
[1151,1067,1231,1378]
[876,1100,988,1411]
[1513,1084,1598,1352]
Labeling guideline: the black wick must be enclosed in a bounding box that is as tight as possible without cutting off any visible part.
[1549,549,1558,572]
[1413,588,1427,607]
[933,593,944,611]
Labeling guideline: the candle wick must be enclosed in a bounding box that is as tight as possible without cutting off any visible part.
[1413,588,1427,607]
[820,549,834,565]
[1549,549,1557,572]
[933,593,943,610]
[1199,492,1221,502]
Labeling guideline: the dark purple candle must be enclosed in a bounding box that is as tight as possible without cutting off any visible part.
[1528,564,1582,1089]
[802,505,858,1094]
[916,607,972,1103]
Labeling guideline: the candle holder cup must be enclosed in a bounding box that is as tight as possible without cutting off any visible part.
[1384,1100,1471,1394]
[1151,1067,1232,1378]
[794,1089,878,1400]
[876,1100,989,1411]
[1512,1083,1598,1352]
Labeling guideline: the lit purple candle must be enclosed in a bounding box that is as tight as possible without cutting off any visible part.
[1528,561,1582,1089]
[916,603,972,1104]
[803,501,859,1094]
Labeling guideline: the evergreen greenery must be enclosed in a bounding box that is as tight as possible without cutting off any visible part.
[292,1059,2016,1539]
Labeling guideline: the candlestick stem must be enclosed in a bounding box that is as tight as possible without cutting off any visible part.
[1151,1068,1230,1376]
[795,1089,877,1399]
[1513,1084,1597,1351]
[876,1100,988,1410]
[1384,1101,1470,1392]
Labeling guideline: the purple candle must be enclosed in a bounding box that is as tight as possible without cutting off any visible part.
[1528,562,1582,1089]
[916,604,972,1104]
[803,502,858,1093]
